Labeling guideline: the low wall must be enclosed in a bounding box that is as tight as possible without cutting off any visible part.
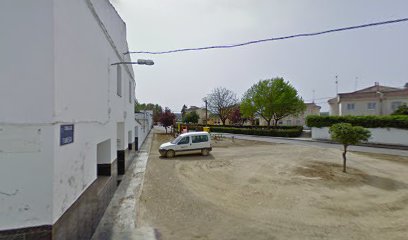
[312,127,408,146]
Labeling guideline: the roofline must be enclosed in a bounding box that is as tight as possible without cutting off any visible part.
[180,131,210,136]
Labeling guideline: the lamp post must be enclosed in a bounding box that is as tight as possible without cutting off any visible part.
[203,97,208,126]
[111,59,154,66]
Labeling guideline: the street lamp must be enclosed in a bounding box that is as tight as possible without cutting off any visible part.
[111,59,154,66]
[202,97,208,126]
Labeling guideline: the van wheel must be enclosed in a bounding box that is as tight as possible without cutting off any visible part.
[166,150,175,158]
[201,149,209,156]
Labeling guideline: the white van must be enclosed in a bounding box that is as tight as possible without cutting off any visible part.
[159,132,212,158]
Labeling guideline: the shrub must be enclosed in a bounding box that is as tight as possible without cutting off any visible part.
[209,126,303,137]
[306,115,408,129]
[329,123,371,173]
[182,124,302,130]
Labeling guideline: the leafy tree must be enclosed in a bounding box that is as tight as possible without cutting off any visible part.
[229,106,245,125]
[241,78,305,127]
[182,111,200,124]
[329,123,371,173]
[160,107,176,134]
[392,104,408,115]
[181,104,188,117]
[206,87,238,125]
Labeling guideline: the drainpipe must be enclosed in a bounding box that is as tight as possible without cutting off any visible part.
[376,91,384,115]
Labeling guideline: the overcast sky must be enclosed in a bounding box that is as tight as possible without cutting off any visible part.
[110,0,408,112]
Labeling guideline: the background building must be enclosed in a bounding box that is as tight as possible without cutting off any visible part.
[258,102,321,126]
[0,1,146,239]
[185,106,207,124]
[328,82,408,116]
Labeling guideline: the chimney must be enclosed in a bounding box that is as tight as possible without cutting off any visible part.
[375,82,380,91]
[404,82,408,88]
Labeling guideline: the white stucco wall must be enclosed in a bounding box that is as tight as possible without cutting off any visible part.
[0,0,55,230]
[0,126,54,230]
[51,0,136,223]
[311,127,408,146]
[1,0,137,230]
[135,111,153,149]
[0,0,55,123]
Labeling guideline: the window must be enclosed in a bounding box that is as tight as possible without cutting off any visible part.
[296,120,301,125]
[117,65,122,97]
[192,135,208,143]
[347,103,355,110]
[278,121,283,125]
[391,101,402,111]
[286,120,292,125]
[367,102,376,110]
[178,136,190,145]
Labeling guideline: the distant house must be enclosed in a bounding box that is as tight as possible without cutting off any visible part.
[174,113,183,122]
[258,102,321,126]
[185,106,208,124]
[207,113,231,125]
[328,82,408,116]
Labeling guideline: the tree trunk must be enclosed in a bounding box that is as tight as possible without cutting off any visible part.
[267,119,271,128]
[221,118,226,125]
[274,119,279,126]
[165,126,168,134]
[342,145,347,173]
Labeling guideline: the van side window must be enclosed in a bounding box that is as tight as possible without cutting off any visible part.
[192,135,208,143]
[178,137,190,145]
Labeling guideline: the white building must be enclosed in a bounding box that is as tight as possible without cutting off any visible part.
[0,1,145,239]
[135,110,154,148]
[328,82,408,116]
[257,103,321,126]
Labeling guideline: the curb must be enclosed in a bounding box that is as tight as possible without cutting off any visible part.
[218,133,408,151]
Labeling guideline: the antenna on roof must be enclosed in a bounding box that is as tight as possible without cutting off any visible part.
[335,75,339,95]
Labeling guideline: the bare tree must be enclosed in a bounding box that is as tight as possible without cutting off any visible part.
[206,87,238,125]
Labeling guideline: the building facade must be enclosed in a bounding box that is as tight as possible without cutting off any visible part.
[185,106,207,124]
[258,103,321,126]
[0,1,142,239]
[328,82,408,116]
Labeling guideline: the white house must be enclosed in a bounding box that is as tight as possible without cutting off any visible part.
[258,103,321,126]
[0,1,145,239]
[135,110,154,148]
[328,82,408,116]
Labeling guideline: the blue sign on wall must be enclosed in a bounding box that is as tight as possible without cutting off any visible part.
[60,124,74,146]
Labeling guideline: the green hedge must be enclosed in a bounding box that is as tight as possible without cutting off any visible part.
[306,115,408,129]
[183,124,301,130]
[210,127,303,137]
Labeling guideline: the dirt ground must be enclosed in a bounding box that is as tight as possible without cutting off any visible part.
[138,131,408,240]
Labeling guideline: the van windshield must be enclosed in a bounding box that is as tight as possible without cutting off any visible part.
[171,136,182,144]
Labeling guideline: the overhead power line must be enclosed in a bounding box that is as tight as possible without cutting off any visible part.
[126,17,408,55]
[305,96,333,102]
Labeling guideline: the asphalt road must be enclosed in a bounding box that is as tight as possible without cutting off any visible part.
[219,133,408,157]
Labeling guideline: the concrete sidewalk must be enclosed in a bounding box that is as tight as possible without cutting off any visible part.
[91,131,156,240]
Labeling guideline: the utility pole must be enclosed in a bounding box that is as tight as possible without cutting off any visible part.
[204,99,208,126]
